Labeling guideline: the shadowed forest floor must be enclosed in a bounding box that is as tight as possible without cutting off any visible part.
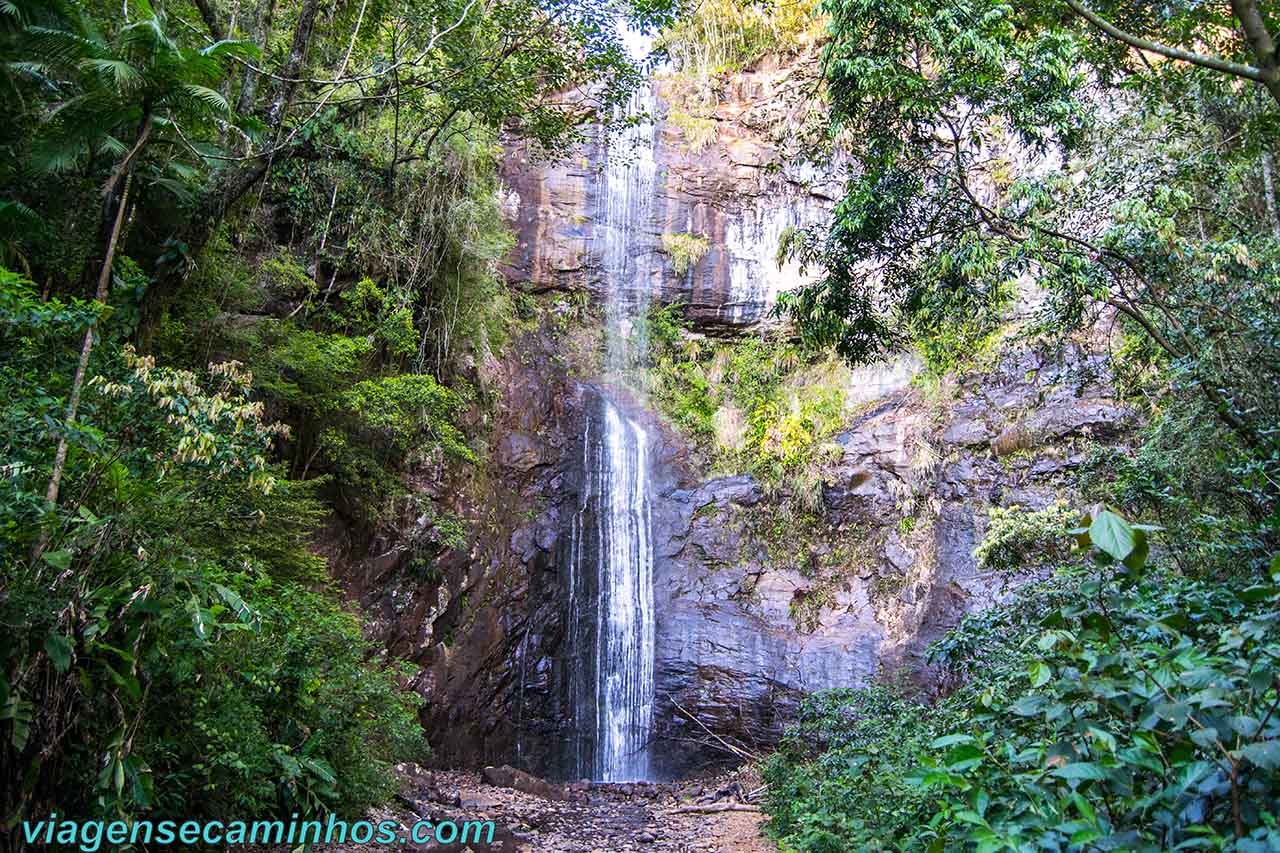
[266,765,776,852]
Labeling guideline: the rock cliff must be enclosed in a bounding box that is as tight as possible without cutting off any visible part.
[340,63,1135,780]
[500,61,838,329]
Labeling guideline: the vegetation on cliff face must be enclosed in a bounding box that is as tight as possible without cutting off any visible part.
[764,1,1280,850]
[0,0,671,832]
[638,303,847,510]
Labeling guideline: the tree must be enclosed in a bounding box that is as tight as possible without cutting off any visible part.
[12,0,255,510]
[779,0,1280,454]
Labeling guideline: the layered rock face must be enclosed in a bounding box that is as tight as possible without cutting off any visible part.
[646,342,1131,776]
[344,61,1135,781]
[500,61,839,328]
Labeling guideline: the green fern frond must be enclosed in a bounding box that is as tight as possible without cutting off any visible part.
[200,39,260,63]
[80,57,142,89]
[180,84,228,113]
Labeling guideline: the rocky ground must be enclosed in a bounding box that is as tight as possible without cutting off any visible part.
[277,764,775,853]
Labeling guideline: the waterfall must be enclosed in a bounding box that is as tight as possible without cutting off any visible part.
[566,395,657,782]
[564,76,659,782]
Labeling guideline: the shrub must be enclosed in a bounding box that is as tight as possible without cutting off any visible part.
[764,509,1280,851]
[973,500,1078,574]
[661,231,710,275]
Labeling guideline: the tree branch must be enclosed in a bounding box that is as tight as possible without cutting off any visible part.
[1065,0,1280,102]
[1230,0,1280,105]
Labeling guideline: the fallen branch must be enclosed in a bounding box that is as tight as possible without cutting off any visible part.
[666,694,758,763]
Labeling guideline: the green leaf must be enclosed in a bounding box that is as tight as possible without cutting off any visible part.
[1241,741,1280,770]
[300,756,337,785]
[1028,660,1052,687]
[2,697,32,751]
[930,734,976,749]
[1088,508,1135,562]
[1122,528,1149,571]
[1190,728,1220,750]
[944,744,985,771]
[187,595,212,640]
[44,633,73,673]
[1070,829,1102,845]
[1051,762,1109,781]
[1229,715,1261,738]
[1236,584,1278,603]
[214,584,254,623]
[41,550,72,570]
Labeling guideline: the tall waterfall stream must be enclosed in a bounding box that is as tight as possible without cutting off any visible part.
[565,81,660,782]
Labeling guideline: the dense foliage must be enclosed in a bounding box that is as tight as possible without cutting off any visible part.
[778,0,1280,552]
[0,0,673,838]
[766,513,1280,851]
[1,270,425,826]
[762,2,1280,850]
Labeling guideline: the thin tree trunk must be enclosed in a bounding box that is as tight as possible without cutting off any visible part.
[1263,151,1280,238]
[44,172,134,509]
[265,0,320,132]
[234,0,277,119]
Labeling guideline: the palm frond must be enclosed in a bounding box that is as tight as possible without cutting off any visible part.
[80,57,142,89]
[0,199,45,232]
[165,160,198,181]
[180,83,229,114]
[4,60,52,80]
[120,14,176,56]
[234,113,266,142]
[27,132,87,172]
[94,133,127,158]
[200,39,260,63]
[21,25,103,66]
[145,174,196,204]
[176,51,221,85]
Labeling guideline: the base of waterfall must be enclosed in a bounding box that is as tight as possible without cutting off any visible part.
[255,764,774,852]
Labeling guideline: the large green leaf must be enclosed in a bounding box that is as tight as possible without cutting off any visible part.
[1088,508,1135,562]
[44,633,73,673]
[1051,762,1109,781]
[1242,741,1280,770]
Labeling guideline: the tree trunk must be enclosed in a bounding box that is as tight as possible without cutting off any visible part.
[43,172,134,509]
[1263,151,1280,238]
[265,0,320,132]
[234,0,278,119]
[1231,0,1280,107]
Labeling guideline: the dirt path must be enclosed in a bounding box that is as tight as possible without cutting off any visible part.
[302,765,776,853]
